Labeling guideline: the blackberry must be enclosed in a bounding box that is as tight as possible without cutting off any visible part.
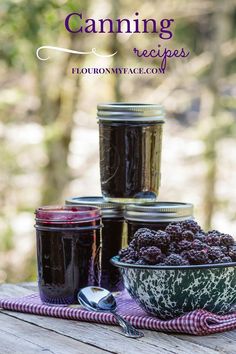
[205,234,221,246]
[129,238,138,250]
[140,246,163,265]
[182,230,194,241]
[208,246,224,261]
[134,228,153,239]
[220,234,234,247]
[167,242,178,255]
[186,249,209,265]
[119,247,131,260]
[228,247,236,261]
[121,257,136,264]
[181,220,201,234]
[178,240,192,251]
[135,259,147,265]
[207,230,221,237]
[119,248,138,263]
[152,230,171,249]
[220,245,228,255]
[136,232,156,250]
[165,223,182,242]
[164,254,188,266]
[195,232,207,242]
[191,239,208,251]
[129,250,139,260]
[206,259,213,264]
[181,250,191,260]
[213,256,232,264]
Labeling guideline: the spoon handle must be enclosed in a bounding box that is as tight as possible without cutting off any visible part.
[111,311,144,338]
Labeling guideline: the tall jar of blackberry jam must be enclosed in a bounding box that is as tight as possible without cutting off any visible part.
[98,103,165,203]
[66,197,125,292]
[35,206,102,304]
[125,202,193,243]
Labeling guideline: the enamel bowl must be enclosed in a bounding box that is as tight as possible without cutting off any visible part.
[111,256,236,319]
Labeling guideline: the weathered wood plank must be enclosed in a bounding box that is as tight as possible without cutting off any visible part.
[0,329,45,354]
[0,312,109,354]
[0,311,175,354]
[175,332,236,354]
[0,284,33,298]
[0,284,220,354]
[18,282,37,291]
[98,324,221,354]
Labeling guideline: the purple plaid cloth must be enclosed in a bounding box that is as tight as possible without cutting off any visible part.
[1,291,236,335]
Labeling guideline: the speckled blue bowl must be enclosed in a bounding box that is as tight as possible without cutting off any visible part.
[111,256,236,319]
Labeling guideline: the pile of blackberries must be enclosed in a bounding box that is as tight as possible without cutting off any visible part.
[119,220,236,266]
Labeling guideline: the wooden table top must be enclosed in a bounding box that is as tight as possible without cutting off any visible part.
[0,283,234,354]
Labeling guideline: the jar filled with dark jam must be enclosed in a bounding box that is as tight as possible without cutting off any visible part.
[65,197,125,292]
[125,202,193,243]
[98,103,165,203]
[35,206,102,304]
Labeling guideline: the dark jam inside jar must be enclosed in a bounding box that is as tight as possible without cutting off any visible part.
[65,196,125,293]
[98,103,165,203]
[35,206,102,304]
[99,121,163,202]
[100,217,124,292]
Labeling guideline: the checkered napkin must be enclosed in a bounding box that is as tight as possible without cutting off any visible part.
[1,291,236,335]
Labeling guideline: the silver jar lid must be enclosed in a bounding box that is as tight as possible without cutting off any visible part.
[65,196,124,218]
[125,202,193,222]
[97,103,165,122]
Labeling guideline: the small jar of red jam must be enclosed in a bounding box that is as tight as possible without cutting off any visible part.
[65,197,125,292]
[97,103,165,203]
[35,205,102,304]
[125,202,193,243]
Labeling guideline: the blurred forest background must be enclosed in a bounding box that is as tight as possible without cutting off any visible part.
[0,0,236,283]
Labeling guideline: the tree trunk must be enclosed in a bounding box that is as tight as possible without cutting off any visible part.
[201,1,232,229]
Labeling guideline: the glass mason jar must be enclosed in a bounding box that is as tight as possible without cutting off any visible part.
[98,103,165,203]
[66,196,125,292]
[125,202,193,243]
[35,205,102,304]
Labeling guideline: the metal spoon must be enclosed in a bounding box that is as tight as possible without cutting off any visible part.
[77,286,144,339]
